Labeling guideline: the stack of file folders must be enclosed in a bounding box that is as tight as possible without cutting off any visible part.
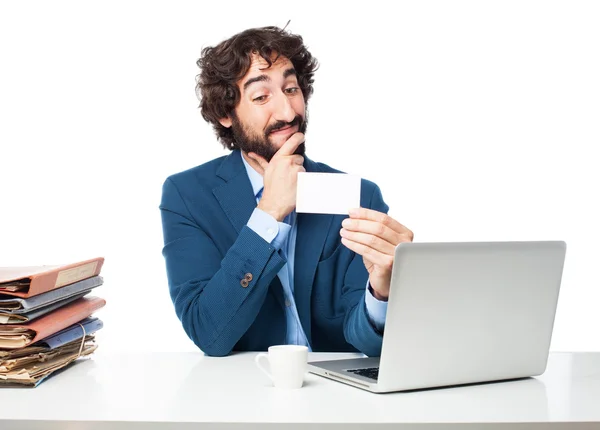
[0,257,106,387]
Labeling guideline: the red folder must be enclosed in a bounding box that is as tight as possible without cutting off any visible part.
[0,257,104,298]
[0,296,106,349]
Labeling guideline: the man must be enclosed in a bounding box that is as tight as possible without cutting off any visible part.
[160,26,413,357]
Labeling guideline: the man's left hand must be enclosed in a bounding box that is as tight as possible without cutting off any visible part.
[340,208,414,301]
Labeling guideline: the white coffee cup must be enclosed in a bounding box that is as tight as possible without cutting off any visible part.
[255,345,309,389]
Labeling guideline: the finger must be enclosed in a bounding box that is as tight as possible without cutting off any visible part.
[340,237,393,269]
[247,152,269,171]
[292,155,304,165]
[340,229,396,255]
[274,132,305,157]
[348,208,411,236]
[341,218,403,246]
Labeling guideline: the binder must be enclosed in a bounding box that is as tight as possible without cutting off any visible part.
[0,292,89,324]
[0,257,104,298]
[36,317,103,349]
[0,337,98,387]
[0,319,103,359]
[0,296,105,349]
[0,275,103,313]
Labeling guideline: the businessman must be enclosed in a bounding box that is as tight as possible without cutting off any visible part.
[160,26,414,357]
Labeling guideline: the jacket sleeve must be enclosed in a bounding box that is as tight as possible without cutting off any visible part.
[160,178,286,356]
[342,183,390,357]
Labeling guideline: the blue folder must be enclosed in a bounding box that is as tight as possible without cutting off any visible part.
[0,276,103,313]
[35,317,104,349]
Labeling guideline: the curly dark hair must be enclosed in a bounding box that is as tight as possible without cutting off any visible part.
[196,26,319,150]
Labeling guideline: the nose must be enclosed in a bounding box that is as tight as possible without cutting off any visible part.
[272,90,296,124]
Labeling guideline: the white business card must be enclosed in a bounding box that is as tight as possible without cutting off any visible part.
[296,172,361,214]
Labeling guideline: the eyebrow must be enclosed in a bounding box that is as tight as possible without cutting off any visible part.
[243,68,298,91]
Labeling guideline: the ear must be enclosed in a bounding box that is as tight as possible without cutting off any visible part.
[219,117,232,128]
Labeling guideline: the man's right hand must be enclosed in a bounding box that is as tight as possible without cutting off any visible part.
[247,132,305,222]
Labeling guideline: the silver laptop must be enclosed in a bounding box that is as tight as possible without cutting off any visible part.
[308,241,566,393]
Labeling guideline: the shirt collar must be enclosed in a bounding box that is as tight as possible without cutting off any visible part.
[240,151,264,198]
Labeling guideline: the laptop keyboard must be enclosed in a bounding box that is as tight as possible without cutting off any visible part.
[346,367,379,380]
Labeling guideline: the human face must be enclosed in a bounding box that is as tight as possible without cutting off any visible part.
[221,54,307,162]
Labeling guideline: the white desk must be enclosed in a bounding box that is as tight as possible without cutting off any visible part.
[0,352,599,429]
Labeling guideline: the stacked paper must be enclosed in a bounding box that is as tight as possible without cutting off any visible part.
[0,258,106,387]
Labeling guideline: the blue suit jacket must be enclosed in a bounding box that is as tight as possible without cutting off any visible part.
[160,150,389,357]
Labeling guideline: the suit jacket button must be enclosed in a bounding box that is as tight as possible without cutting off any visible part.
[240,278,249,288]
[244,273,253,281]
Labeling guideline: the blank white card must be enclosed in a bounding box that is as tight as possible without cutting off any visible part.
[296,172,361,215]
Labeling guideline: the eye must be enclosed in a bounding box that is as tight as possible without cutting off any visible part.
[285,87,300,94]
[253,95,268,102]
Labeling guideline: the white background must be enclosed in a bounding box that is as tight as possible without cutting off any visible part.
[1,1,598,353]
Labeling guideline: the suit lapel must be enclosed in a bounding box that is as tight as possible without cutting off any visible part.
[212,150,257,234]
[213,150,287,311]
[294,157,334,345]
[212,150,334,342]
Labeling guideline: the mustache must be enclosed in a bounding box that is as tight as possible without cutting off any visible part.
[265,116,303,135]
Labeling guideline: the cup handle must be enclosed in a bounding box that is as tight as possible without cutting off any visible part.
[255,353,274,383]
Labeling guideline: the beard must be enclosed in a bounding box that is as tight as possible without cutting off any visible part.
[230,112,307,162]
